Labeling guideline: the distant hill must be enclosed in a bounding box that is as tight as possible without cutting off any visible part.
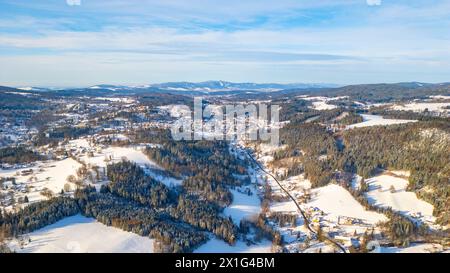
[0,86,46,110]
[146,81,338,92]
[279,82,450,102]
[14,81,336,97]
[2,81,449,103]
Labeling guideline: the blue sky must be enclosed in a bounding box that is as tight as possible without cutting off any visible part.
[1,0,450,87]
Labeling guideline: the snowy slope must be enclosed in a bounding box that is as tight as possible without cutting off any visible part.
[365,174,436,223]
[270,183,386,225]
[380,243,447,253]
[0,158,82,206]
[224,188,261,225]
[391,102,450,113]
[194,238,272,253]
[76,144,180,187]
[8,215,154,253]
[308,184,387,225]
[347,114,416,129]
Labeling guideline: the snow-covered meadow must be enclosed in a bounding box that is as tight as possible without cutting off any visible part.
[195,237,272,253]
[365,174,436,225]
[391,102,450,114]
[69,138,181,187]
[224,187,261,226]
[379,243,447,253]
[8,215,154,253]
[346,114,417,129]
[0,137,182,213]
[308,184,387,226]
[0,158,82,209]
[298,96,348,111]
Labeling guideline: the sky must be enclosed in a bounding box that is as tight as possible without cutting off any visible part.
[0,0,450,87]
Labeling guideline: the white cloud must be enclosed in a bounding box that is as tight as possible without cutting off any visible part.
[367,0,382,6]
[2,0,450,86]
[66,0,81,6]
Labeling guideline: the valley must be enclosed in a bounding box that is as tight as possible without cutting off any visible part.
[0,82,449,253]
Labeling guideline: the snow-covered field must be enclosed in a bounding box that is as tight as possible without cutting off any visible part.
[88,146,180,187]
[429,95,450,100]
[158,104,191,118]
[346,114,416,129]
[69,138,180,187]
[308,184,387,225]
[0,158,82,206]
[8,214,154,253]
[298,96,346,111]
[0,138,181,212]
[391,102,450,113]
[224,187,261,225]
[92,146,160,167]
[365,174,436,224]
[380,243,447,253]
[5,91,39,97]
[0,158,81,193]
[311,101,338,110]
[68,138,158,169]
[93,97,135,104]
[271,184,386,225]
[195,238,272,253]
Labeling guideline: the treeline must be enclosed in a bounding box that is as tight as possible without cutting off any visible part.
[106,161,174,207]
[274,98,313,122]
[46,126,92,140]
[144,137,247,206]
[382,213,425,247]
[296,107,363,126]
[277,123,337,157]
[313,109,343,124]
[168,196,236,244]
[339,112,364,125]
[0,197,80,238]
[34,125,93,146]
[133,128,172,144]
[139,93,193,109]
[0,146,43,164]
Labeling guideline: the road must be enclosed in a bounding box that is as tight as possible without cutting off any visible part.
[243,147,347,253]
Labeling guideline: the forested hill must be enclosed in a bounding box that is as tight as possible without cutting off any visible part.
[274,118,450,226]
[0,86,46,110]
[2,82,450,103]
[278,82,450,102]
